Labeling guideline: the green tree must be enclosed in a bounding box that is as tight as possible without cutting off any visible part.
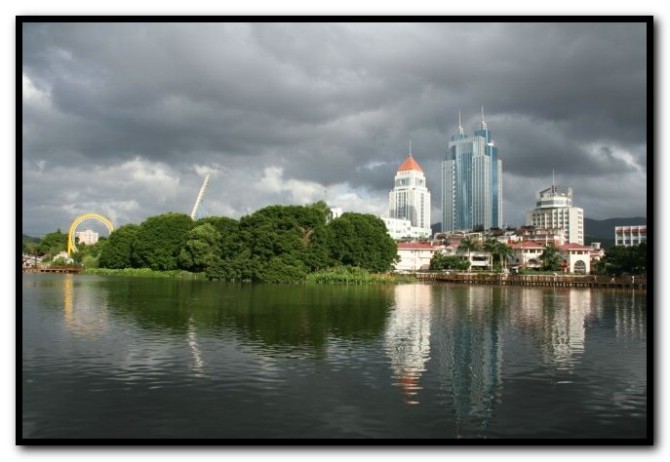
[195,216,241,259]
[328,213,397,272]
[598,242,647,275]
[458,237,480,271]
[99,224,140,269]
[213,204,333,282]
[132,213,194,270]
[429,253,469,271]
[540,243,562,271]
[178,223,222,272]
[37,229,68,256]
[499,242,514,269]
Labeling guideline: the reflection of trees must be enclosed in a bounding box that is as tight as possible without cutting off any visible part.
[432,285,505,437]
[105,280,394,357]
[383,284,433,404]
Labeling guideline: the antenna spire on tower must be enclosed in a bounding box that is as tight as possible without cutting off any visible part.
[458,111,464,135]
[481,105,487,129]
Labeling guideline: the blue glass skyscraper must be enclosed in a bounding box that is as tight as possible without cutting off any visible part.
[441,109,503,232]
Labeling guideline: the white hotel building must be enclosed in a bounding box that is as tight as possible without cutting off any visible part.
[614,225,646,247]
[526,184,584,245]
[385,152,432,239]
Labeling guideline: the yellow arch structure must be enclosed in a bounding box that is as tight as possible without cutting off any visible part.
[67,213,115,255]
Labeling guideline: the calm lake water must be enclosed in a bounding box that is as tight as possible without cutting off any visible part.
[21,273,648,441]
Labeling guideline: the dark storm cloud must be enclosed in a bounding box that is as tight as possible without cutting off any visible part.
[22,21,647,234]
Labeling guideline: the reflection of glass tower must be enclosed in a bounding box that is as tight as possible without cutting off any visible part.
[384,284,433,404]
[432,286,504,436]
[442,109,503,232]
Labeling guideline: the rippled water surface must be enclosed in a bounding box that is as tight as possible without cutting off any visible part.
[22,274,647,440]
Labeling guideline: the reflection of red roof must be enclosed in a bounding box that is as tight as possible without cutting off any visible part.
[398,155,423,172]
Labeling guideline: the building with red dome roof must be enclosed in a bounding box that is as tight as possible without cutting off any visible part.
[387,150,432,238]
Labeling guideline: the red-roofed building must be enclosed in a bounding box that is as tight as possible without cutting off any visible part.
[509,241,545,270]
[558,243,592,273]
[509,240,592,273]
[387,152,431,237]
[395,242,444,271]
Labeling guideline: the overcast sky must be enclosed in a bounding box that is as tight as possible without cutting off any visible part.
[21,20,648,236]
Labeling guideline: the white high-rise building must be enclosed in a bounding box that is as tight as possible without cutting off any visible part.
[388,150,431,238]
[526,184,584,245]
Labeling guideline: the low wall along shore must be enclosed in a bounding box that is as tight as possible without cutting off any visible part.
[415,272,647,290]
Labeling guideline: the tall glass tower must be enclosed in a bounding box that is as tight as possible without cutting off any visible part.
[441,109,503,232]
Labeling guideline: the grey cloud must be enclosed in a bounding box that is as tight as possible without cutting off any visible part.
[21,21,648,234]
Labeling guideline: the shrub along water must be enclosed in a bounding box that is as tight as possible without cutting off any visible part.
[82,268,207,280]
[93,202,400,284]
[307,267,414,285]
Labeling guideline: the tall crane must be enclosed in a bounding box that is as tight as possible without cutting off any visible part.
[190,174,210,220]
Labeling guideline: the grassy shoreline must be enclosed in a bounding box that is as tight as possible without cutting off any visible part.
[81,268,207,280]
[81,266,415,284]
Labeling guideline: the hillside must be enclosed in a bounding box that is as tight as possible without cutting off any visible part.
[584,217,646,240]
[431,217,646,248]
[22,234,40,244]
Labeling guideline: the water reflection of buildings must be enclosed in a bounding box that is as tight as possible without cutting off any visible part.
[187,315,206,377]
[538,290,594,370]
[62,274,109,338]
[614,291,646,342]
[384,284,433,405]
[512,288,595,370]
[432,286,504,436]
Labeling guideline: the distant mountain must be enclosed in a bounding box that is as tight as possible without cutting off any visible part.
[22,234,40,244]
[431,217,646,247]
[584,217,646,240]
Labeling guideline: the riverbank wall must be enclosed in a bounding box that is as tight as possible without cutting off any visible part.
[415,272,647,290]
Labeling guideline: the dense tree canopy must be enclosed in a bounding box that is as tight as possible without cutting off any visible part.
[329,213,398,273]
[540,243,562,271]
[132,213,194,271]
[89,204,398,283]
[37,229,67,256]
[178,223,222,273]
[429,253,470,271]
[98,224,140,269]
[596,242,647,275]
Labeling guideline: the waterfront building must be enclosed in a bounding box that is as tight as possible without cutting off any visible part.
[614,225,646,247]
[509,241,546,270]
[509,240,591,273]
[526,184,584,245]
[558,243,592,273]
[441,109,503,232]
[395,242,443,271]
[75,229,99,246]
[382,217,431,240]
